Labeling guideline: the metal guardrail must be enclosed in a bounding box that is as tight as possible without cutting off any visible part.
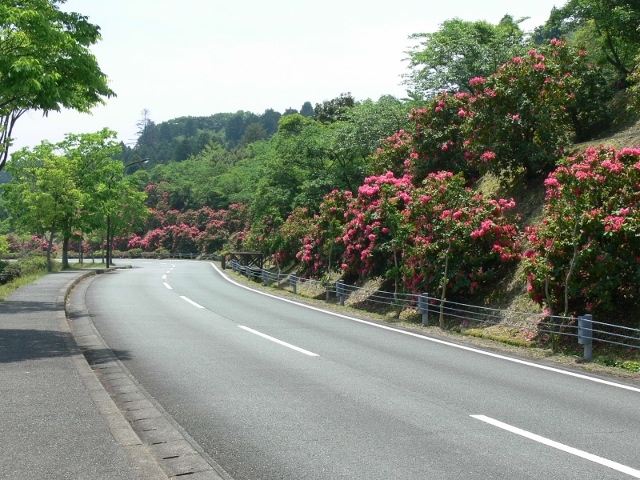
[227,259,640,357]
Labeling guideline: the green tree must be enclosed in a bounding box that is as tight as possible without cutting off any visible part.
[58,129,145,267]
[300,101,315,118]
[538,0,640,83]
[5,129,147,269]
[0,0,115,172]
[239,122,268,147]
[97,162,148,266]
[403,16,527,97]
[314,93,355,123]
[5,142,83,271]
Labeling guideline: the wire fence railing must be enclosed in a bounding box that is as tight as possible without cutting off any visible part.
[227,259,640,357]
[63,251,640,358]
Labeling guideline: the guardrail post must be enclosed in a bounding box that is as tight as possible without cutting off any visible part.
[418,293,429,326]
[289,275,297,294]
[262,269,269,286]
[336,280,345,306]
[221,255,226,269]
[578,313,593,361]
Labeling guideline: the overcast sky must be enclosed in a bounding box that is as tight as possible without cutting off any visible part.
[11,0,561,152]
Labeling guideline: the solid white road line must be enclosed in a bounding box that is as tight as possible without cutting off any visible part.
[180,295,204,309]
[210,263,640,394]
[471,415,640,478]
[239,325,319,357]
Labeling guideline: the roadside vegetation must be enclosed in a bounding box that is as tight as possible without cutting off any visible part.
[1,1,640,371]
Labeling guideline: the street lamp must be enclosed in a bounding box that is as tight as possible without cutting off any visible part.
[124,157,149,172]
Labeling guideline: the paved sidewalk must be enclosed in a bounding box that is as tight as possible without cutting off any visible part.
[0,270,165,480]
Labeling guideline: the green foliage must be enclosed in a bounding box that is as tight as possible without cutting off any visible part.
[536,0,640,83]
[0,234,8,257]
[628,55,640,112]
[0,0,115,171]
[0,255,49,285]
[5,141,83,270]
[313,93,355,123]
[465,40,577,178]
[5,129,147,269]
[403,16,527,97]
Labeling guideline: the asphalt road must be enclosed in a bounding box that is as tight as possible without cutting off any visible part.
[83,259,640,479]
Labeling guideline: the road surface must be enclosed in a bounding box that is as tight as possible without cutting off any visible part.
[82,259,640,479]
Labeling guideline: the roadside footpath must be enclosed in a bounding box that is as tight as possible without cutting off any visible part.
[0,270,166,480]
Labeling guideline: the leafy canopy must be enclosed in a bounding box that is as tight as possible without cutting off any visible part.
[0,0,115,171]
[403,16,527,97]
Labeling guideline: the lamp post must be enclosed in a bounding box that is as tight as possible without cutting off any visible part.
[104,157,149,267]
[124,157,149,173]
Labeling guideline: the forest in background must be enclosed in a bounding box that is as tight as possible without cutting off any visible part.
[4,0,640,328]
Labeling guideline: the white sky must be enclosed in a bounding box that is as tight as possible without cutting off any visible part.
[11,0,562,152]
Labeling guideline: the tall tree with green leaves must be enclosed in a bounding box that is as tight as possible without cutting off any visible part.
[58,128,145,267]
[300,101,315,118]
[314,93,355,123]
[5,129,147,269]
[5,142,83,271]
[537,0,640,84]
[403,16,528,97]
[0,0,115,172]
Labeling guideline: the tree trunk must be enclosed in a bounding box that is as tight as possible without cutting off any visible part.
[439,239,451,329]
[106,216,111,267]
[325,243,333,301]
[62,235,70,269]
[46,232,55,272]
[562,217,582,316]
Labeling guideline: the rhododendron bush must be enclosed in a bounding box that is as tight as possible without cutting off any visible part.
[285,170,520,300]
[295,190,352,277]
[129,202,249,254]
[402,172,521,296]
[406,92,475,181]
[523,146,640,315]
[373,40,610,184]
[465,40,577,178]
[371,92,473,184]
[339,172,414,280]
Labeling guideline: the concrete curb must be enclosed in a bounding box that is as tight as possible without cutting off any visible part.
[59,268,168,479]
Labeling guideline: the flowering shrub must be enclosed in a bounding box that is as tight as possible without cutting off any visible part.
[339,172,415,280]
[465,40,576,178]
[132,202,250,254]
[296,189,352,277]
[281,170,520,301]
[523,146,640,314]
[370,130,414,178]
[276,207,315,268]
[140,228,171,252]
[167,223,200,253]
[21,235,55,255]
[402,172,521,296]
[406,92,476,182]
